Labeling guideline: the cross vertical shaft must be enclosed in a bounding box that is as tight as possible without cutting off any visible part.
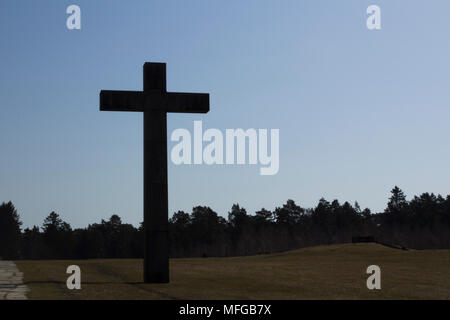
[143,63,169,283]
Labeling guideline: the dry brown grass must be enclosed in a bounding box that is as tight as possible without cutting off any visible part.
[15,243,450,300]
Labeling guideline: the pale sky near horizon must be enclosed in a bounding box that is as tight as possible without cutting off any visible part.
[1,0,450,229]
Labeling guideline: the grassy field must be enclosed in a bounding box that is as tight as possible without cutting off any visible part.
[15,243,450,300]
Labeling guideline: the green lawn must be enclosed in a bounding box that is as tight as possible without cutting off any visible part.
[15,243,450,300]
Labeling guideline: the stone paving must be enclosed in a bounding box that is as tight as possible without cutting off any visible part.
[0,261,29,300]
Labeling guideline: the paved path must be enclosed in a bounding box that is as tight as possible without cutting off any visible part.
[0,261,29,300]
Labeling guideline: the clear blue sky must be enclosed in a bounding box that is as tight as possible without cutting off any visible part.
[1,0,450,228]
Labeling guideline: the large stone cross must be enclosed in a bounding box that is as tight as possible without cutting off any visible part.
[100,62,209,283]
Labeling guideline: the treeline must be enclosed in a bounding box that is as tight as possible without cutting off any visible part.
[1,186,449,260]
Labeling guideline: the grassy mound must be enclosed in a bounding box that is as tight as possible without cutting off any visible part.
[16,243,450,299]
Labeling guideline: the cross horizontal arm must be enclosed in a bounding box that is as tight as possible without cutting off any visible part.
[162,92,209,113]
[100,90,144,112]
[100,90,209,113]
